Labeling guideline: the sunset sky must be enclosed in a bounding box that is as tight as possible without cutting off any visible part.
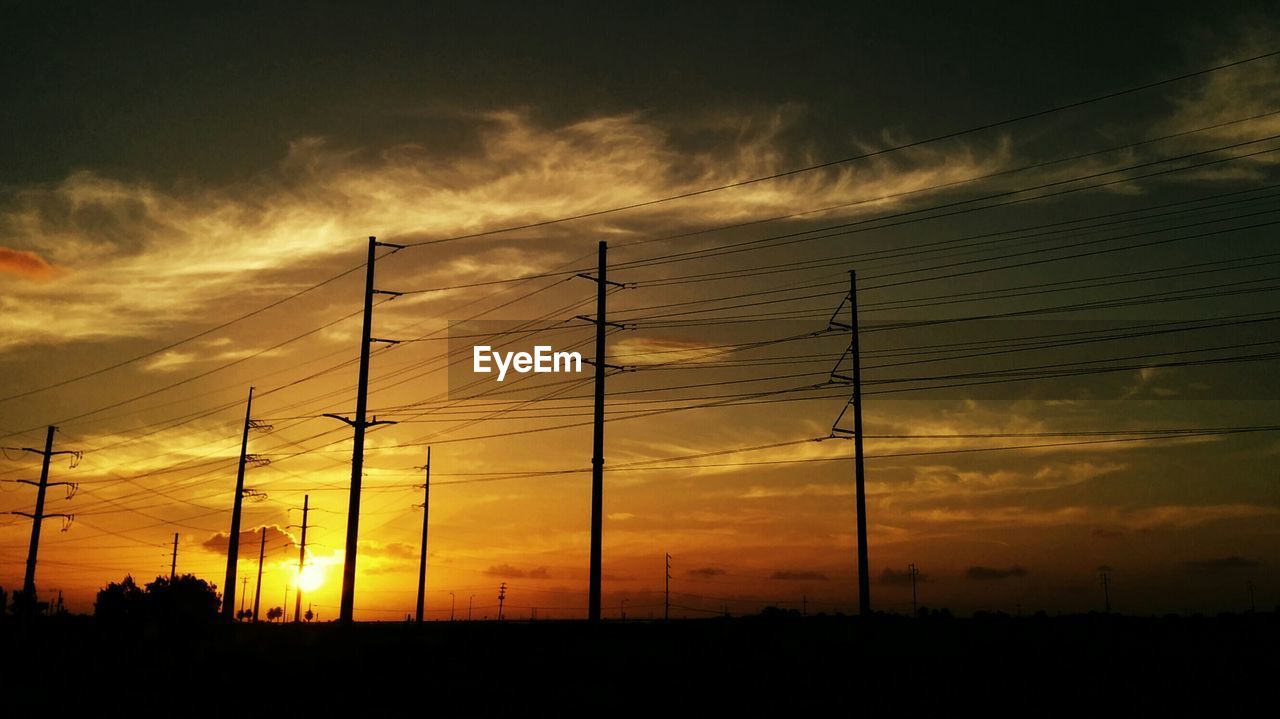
[2,2,1278,620]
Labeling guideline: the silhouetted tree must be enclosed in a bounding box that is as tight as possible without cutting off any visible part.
[94,574,219,624]
[267,606,283,622]
[144,575,220,623]
[237,608,254,621]
[304,607,314,622]
[95,575,145,622]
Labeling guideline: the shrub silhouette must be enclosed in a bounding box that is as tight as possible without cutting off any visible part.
[95,574,220,624]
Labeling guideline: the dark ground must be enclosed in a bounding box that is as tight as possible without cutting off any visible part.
[3,611,1275,713]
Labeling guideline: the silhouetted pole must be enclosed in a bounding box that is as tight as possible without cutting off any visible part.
[1100,571,1111,613]
[240,576,248,617]
[664,552,671,622]
[18,425,73,601]
[170,533,179,580]
[449,591,455,621]
[498,582,507,622]
[588,241,608,622]
[222,387,255,619]
[293,495,310,622]
[908,563,920,617]
[468,594,473,621]
[850,271,871,616]
[252,527,266,622]
[415,447,431,623]
[327,236,402,624]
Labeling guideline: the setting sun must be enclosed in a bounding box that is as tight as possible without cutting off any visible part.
[296,564,325,593]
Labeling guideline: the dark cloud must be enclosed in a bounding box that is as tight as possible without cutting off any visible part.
[770,570,828,581]
[688,567,725,578]
[485,564,552,579]
[965,566,1029,581]
[1092,529,1124,539]
[879,567,924,586]
[202,525,297,556]
[1182,556,1261,574]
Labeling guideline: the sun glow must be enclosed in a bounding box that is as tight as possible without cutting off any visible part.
[296,564,325,592]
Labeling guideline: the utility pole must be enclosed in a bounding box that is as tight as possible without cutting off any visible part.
[325,236,402,624]
[828,272,872,616]
[908,563,920,617]
[222,386,272,619]
[497,582,507,622]
[664,552,671,622]
[449,591,455,622]
[292,495,310,623]
[252,527,266,623]
[415,447,431,624]
[468,595,474,621]
[849,271,871,616]
[1100,571,1111,614]
[170,533,179,580]
[576,240,628,623]
[240,576,248,618]
[10,425,79,607]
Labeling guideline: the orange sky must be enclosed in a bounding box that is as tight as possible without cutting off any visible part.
[1,6,1278,620]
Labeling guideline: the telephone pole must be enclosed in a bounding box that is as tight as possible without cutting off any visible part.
[170,533,179,580]
[240,576,248,618]
[252,527,266,622]
[415,447,431,624]
[292,495,310,623]
[575,241,627,623]
[1100,571,1111,613]
[497,582,507,622]
[664,552,671,622]
[828,272,872,616]
[326,236,402,624]
[908,563,920,617]
[10,425,79,606]
[849,271,871,616]
[222,387,272,619]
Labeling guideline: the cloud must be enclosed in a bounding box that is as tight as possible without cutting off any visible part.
[770,570,828,581]
[906,503,1278,531]
[965,566,1029,581]
[357,541,417,560]
[688,567,726,578]
[0,247,56,279]
[879,567,924,586]
[0,108,1008,352]
[202,524,297,556]
[1181,556,1261,574]
[484,563,551,579]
